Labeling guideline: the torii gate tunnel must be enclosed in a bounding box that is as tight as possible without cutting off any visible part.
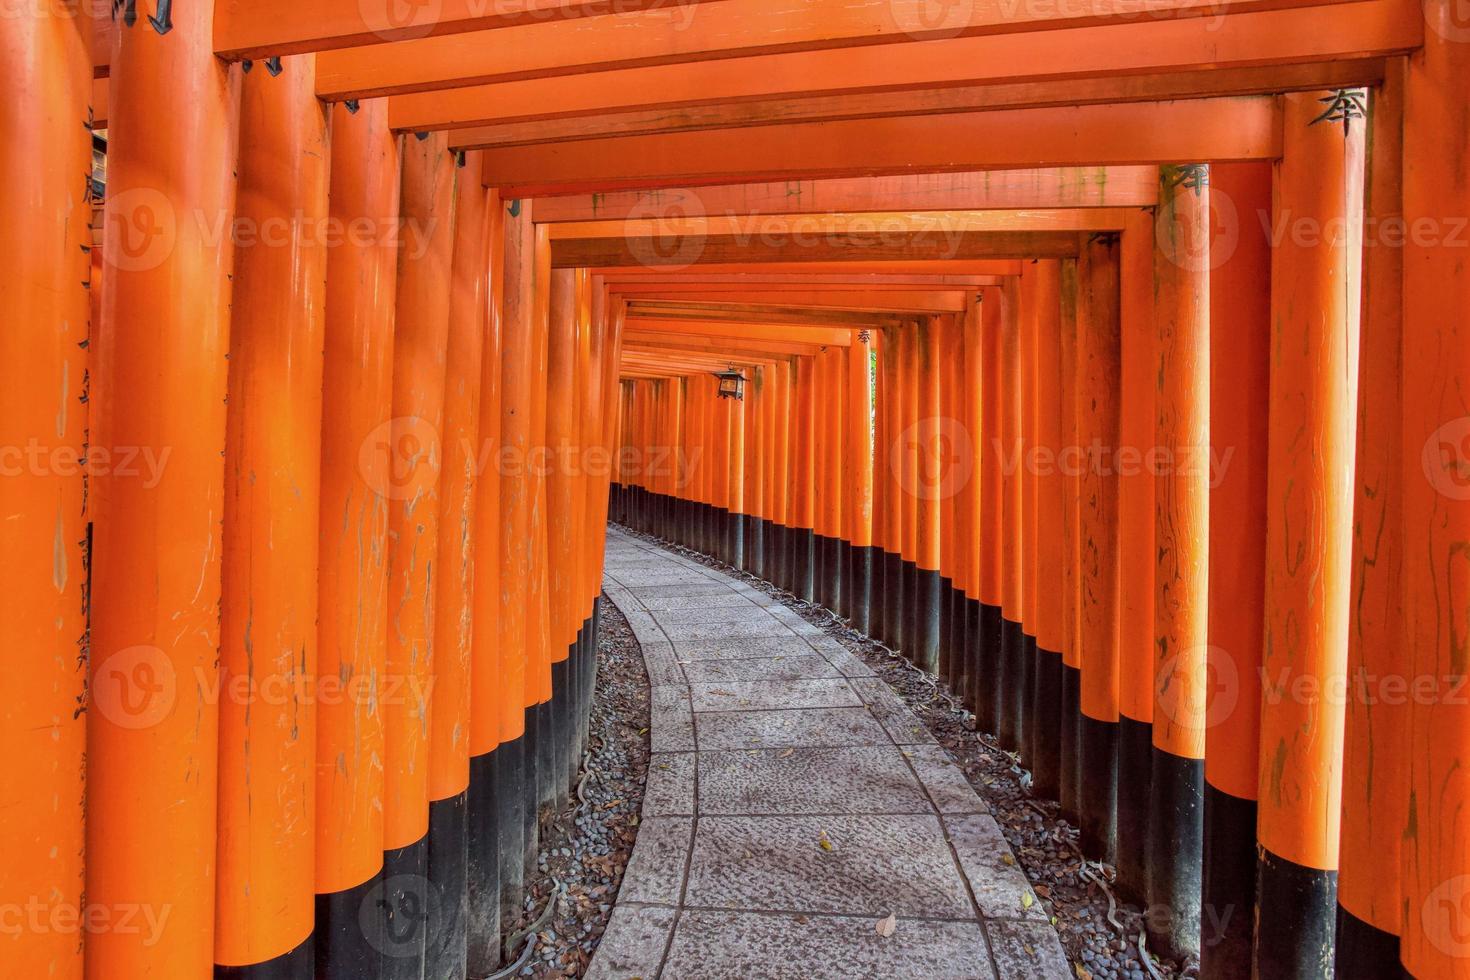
[3,0,1468,977]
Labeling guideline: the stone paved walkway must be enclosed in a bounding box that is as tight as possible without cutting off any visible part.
[587,529,1070,980]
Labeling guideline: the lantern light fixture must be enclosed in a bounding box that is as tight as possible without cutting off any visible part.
[715,366,746,400]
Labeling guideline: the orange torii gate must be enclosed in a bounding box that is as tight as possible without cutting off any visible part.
[6,0,1469,977]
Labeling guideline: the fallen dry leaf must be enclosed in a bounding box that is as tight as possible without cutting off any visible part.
[875,913,897,938]
[778,748,795,759]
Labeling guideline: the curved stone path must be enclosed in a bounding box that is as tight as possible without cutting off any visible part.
[587,529,1069,980]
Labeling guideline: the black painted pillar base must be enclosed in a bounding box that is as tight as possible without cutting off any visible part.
[466,752,503,977]
[1201,783,1257,980]
[1018,632,1037,765]
[951,589,972,711]
[962,597,983,716]
[567,631,582,792]
[916,567,942,674]
[997,617,1024,751]
[1030,647,1063,800]
[849,545,875,636]
[794,528,816,602]
[491,737,524,930]
[976,603,1002,735]
[771,520,785,586]
[1058,662,1082,823]
[768,519,783,581]
[729,512,745,572]
[901,560,918,661]
[748,516,764,576]
[814,534,835,613]
[835,538,852,620]
[552,657,572,812]
[534,696,556,819]
[1334,906,1407,979]
[1147,747,1204,959]
[426,791,468,980]
[520,710,540,892]
[1078,714,1118,863]
[1255,848,1337,980]
[214,935,314,979]
[881,551,903,650]
[937,575,955,688]
[315,873,382,980]
[380,835,429,978]
[1116,716,1153,905]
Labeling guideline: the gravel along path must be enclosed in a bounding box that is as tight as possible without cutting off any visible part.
[514,595,652,978]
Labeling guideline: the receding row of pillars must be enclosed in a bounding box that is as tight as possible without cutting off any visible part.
[8,14,629,979]
[612,72,1470,980]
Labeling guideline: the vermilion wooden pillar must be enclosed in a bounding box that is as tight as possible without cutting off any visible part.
[382,131,454,979]
[977,290,1005,736]
[216,54,327,980]
[1,10,90,979]
[1255,89,1365,979]
[1116,207,1157,905]
[793,356,817,601]
[429,149,491,980]
[998,280,1026,751]
[496,197,536,926]
[880,326,906,649]
[1076,233,1123,863]
[547,268,581,846]
[1032,260,1065,801]
[527,225,555,824]
[962,295,986,719]
[1019,268,1039,761]
[849,332,876,633]
[772,360,793,592]
[1400,13,1470,975]
[1057,260,1084,822]
[89,2,239,974]
[467,185,507,979]
[900,323,921,659]
[314,98,397,980]
[915,317,943,674]
[1202,160,1272,980]
[1149,164,1212,960]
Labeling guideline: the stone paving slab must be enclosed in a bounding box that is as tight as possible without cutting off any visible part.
[661,909,998,980]
[593,529,1069,979]
[679,653,843,684]
[675,618,799,641]
[685,813,977,918]
[689,678,864,712]
[697,746,935,816]
[671,635,834,662]
[634,592,764,612]
[694,706,893,750]
[652,605,782,626]
[584,904,677,980]
[645,753,697,817]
